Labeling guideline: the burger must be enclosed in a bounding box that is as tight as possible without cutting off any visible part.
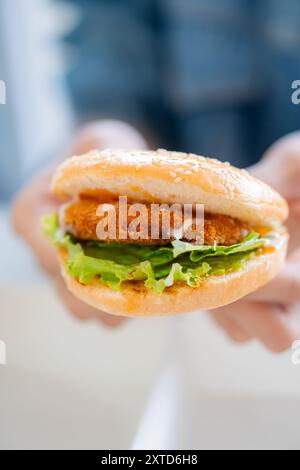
[42,149,288,317]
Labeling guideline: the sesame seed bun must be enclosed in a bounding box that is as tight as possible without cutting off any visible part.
[52,149,288,227]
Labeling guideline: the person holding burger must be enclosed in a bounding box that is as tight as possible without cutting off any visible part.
[12,123,300,351]
[12,0,300,351]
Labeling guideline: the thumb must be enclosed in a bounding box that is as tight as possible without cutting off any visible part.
[248,264,300,305]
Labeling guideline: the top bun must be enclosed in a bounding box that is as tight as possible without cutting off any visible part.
[52,149,288,227]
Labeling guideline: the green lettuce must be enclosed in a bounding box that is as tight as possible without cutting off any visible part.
[172,233,264,261]
[42,213,267,295]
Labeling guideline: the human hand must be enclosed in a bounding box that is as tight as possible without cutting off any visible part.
[211,132,300,352]
[12,120,147,326]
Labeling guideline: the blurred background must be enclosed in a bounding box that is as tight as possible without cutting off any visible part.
[1,0,300,450]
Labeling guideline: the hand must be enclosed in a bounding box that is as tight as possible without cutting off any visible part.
[12,120,147,326]
[211,132,300,352]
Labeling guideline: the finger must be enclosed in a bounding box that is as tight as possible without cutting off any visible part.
[54,277,126,327]
[210,310,253,343]
[248,265,300,305]
[219,301,299,353]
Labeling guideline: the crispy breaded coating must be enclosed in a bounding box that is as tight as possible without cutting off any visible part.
[62,199,251,246]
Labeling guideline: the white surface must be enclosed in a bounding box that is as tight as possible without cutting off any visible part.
[180,315,300,450]
[0,285,167,449]
[181,313,300,398]
[131,361,182,450]
[181,392,300,450]
[1,286,300,450]
[132,318,184,450]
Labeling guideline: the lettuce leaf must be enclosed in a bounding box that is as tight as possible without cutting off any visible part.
[134,260,212,295]
[42,213,267,294]
[172,233,264,260]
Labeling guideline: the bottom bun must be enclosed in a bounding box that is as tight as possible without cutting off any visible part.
[58,234,288,317]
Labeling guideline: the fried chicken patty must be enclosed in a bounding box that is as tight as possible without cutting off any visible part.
[61,199,251,246]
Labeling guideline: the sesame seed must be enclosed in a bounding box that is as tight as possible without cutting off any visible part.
[175,177,182,183]
[170,171,177,178]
